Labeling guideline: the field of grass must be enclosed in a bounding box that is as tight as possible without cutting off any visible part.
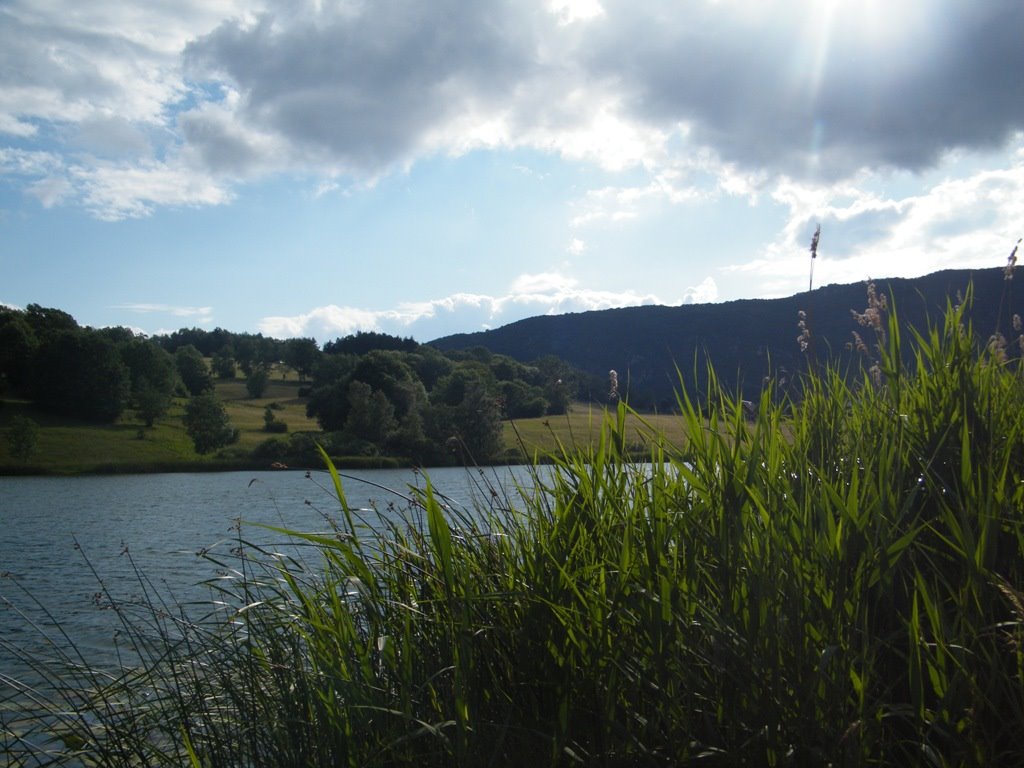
[6,297,1024,766]
[504,404,690,460]
[216,374,321,448]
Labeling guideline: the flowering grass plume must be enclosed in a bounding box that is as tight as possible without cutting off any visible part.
[1004,238,1020,280]
[796,310,811,353]
[848,281,889,386]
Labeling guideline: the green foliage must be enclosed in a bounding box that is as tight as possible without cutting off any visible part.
[246,366,270,399]
[121,340,177,426]
[211,348,237,379]
[252,435,290,460]
[323,330,418,356]
[427,365,505,461]
[182,392,238,454]
[5,414,39,462]
[0,309,38,394]
[343,380,396,444]
[31,329,131,422]
[349,350,425,419]
[262,405,288,433]
[23,303,78,339]
[133,383,171,428]
[175,345,214,396]
[283,337,321,381]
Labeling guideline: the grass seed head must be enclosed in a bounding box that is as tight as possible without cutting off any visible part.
[797,310,811,352]
[1004,238,1020,280]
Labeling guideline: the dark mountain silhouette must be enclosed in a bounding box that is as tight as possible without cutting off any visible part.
[429,268,1024,409]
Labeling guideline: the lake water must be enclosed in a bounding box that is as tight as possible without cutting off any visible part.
[0,465,544,695]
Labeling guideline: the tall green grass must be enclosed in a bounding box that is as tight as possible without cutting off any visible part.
[4,296,1024,766]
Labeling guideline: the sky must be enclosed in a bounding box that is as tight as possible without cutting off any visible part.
[2,0,1023,345]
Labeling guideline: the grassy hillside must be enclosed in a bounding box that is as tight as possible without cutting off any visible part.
[0,370,320,474]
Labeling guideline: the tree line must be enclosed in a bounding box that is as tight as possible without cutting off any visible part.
[1,305,595,464]
[291,344,587,465]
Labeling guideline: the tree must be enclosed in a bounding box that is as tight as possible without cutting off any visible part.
[246,366,270,398]
[263,405,287,433]
[323,331,418,356]
[212,348,237,379]
[284,338,320,381]
[427,386,504,463]
[32,330,131,422]
[306,379,350,431]
[134,384,171,428]
[306,350,426,432]
[121,340,177,426]
[428,365,504,462]
[344,380,397,444]
[24,303,78,340]
[6,415,39,463]
[183,393,238,454]
[349,351,425,420]
[175,345,213,396]
[535,355,575,415]
[0,310,37,395]
[234,335,258,376]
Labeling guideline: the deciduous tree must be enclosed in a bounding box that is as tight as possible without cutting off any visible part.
[175,345,213,396]
[284,338,320,381]
[32,330,131,422]
[246,366,270,398]
[183,393,238,455]
[121,340,177,426]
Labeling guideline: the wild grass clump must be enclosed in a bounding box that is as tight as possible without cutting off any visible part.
[4,296,1024,766]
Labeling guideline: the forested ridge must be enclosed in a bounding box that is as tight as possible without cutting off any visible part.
[431,267,1024,408]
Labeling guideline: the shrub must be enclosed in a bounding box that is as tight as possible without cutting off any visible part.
[252,436,289,460]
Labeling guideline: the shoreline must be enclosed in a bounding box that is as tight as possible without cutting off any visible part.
[0,455,413,477]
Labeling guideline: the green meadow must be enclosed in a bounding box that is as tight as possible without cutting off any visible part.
[5,296,1024,766]
[504,405,690,460]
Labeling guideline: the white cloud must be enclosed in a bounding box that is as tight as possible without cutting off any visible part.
[27,176,73,208]
[73,160,234,220]
[3,0,1023,222]
[548,0,606,25]
[258,271,707,343]
[510,272,578,294]
[724,141,1024,296]
[681,277,718,305]
[0,148,63,176]
[114,303,215,321]
[0,113,37,138]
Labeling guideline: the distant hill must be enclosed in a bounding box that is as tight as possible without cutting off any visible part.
[429,268,1024,408]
